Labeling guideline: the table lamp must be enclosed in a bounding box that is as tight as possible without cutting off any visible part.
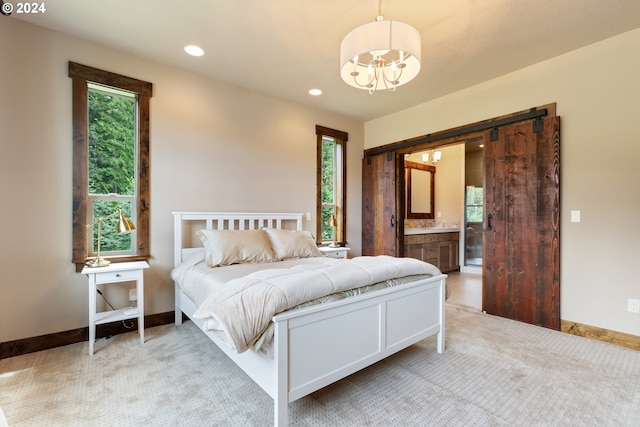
[86,209,135,267]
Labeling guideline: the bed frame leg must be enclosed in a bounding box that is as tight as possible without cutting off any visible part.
[437,330,444,353]
[274,398,288,427]
[175,287,183,325]
[437,277,446,353]
[273,318,289,426]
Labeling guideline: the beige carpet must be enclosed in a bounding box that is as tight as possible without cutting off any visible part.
[1,303,639,426]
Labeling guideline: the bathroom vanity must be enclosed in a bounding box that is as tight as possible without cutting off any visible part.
[404,228,460,273]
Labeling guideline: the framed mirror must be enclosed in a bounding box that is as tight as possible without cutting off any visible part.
[405,160,435,219]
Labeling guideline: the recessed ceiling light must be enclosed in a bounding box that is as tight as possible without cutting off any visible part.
[184,45,204,57]
[308,89,322,96]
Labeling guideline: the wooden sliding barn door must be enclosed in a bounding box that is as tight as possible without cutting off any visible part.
[483,116,560,330]
[362,152,401,256]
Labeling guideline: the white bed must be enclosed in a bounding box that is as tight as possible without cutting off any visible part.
[172,212,447,427]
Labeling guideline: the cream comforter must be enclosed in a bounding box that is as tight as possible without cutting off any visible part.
[192,255,441,353]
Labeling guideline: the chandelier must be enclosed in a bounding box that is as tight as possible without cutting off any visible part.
[340,0,421,94]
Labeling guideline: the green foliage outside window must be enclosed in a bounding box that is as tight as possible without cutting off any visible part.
[466,186,484,223]
[90,200,133,253]
[88,89,136,253]
[88,90,135,195]
[321,138,336,240]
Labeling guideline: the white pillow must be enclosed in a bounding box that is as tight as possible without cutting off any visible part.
[196,229,277,267]
[262,228,324,260]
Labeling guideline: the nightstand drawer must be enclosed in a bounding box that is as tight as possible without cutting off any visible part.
[319,246,350,259]
[323,249,346,258]
[94,269,139,284]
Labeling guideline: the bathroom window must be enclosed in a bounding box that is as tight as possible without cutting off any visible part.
[465,186,484,223]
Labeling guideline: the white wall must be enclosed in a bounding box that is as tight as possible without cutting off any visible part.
[433,145,464,227]
[366,28,640,337]
[0,19,363,342]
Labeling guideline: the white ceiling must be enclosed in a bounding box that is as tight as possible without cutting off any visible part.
[14,0,640,121]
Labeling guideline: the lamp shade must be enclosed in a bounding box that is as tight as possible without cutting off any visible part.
[117,210,136,234]
[340,19,421,91]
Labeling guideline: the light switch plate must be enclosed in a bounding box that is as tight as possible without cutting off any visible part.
[570,210,581,223]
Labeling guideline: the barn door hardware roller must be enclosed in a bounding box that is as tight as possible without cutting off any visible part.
[533,115,544,133]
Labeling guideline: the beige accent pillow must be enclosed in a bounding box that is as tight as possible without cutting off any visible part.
[262,228,324,260]
[196,229,277,267]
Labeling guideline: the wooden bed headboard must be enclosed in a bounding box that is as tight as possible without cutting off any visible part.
[172,212,304,266]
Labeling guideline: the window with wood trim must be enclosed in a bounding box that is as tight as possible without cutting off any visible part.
[69,62,152,270]
[316,125,348,245]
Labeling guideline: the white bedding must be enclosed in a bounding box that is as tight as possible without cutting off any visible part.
[172,254,441,353]
[172,252,342,306]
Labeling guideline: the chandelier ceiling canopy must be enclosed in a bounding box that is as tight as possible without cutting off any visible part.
[340,1,421,94]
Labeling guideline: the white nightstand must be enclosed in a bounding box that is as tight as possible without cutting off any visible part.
[319,246,350,259]
[82,261,149,355]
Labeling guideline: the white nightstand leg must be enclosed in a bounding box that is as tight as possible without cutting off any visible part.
[88,274,97,355]
[137,273,144,344]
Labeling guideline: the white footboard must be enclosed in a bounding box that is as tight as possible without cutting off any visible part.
[175,274,445,427]
[271,275,445,426]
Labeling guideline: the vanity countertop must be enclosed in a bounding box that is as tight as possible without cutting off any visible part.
[405,227,461,235]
